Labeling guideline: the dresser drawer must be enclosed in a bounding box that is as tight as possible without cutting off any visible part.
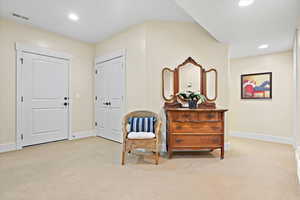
[168,112,198,121]
[198,112,220,121]
[170,121,223,133]
[168,111,220,122]
[172,135,222,148]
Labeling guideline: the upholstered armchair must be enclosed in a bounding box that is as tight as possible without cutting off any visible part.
[121,111,162,165]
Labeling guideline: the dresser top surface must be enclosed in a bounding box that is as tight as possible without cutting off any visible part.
[165,108,228,112]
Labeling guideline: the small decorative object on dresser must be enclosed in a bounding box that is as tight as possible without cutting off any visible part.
[162,57,228,159]
[177,91,206,109]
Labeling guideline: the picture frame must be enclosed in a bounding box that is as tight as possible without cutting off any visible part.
[241,72,272,99]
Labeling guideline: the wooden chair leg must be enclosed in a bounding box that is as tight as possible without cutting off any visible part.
[122,142,126,165]
[121,150,125,165]
[155,151,159,165]
[155,142,159,165]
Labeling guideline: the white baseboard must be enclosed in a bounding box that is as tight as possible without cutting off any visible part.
[0,143,17,153]
[296,147,300,184]
[71,130,96,140]
[230,131,294,145]
[0,130,96,153]
[225,142,230,151]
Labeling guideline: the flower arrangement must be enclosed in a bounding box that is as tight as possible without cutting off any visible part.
[177,91,206,108]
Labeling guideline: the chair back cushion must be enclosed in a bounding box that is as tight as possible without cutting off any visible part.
[128,117,156,133]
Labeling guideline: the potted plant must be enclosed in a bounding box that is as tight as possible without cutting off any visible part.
[177,91,206,109]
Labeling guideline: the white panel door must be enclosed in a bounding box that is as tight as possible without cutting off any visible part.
[95,56,124,143]
[95,62,109,138]
[108,58,124,142]
[21,53,69,146]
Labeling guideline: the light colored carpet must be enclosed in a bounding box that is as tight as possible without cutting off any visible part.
[0,137,299,200]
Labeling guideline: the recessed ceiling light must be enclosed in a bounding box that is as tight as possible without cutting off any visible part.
[68,13,79,21]
[258,44,269,49]
[239,0,255,7]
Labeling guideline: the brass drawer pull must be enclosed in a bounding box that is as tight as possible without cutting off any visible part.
[207,113,215,119]
[176,125,182,130]
[182,114,189,118]
[211,126,220,131]
[212,138,220,143]
[175,139,183,143]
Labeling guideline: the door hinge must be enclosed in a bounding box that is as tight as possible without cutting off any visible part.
[95,69,98,74]
[95,122,98,126]
[21,134,24,140]
[95,96,98,101]
[21,96,24,102]
[20,58,24,64]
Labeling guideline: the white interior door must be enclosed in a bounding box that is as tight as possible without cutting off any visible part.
[95,56,124,143]
[21,52,69,146]
[95,62,109,139]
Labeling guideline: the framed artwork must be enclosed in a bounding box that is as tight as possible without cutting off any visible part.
[241,72,272,99]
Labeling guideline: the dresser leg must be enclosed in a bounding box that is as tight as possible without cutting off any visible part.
[221,147,224,160]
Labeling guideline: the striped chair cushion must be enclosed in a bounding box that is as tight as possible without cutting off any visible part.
[128,117,156,133]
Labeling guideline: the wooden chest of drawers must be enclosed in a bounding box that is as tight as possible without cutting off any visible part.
[165,108,228,159]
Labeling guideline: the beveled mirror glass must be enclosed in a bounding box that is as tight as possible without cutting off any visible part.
[162,68,175,101]
[205,69,217,101]
[179,63,201,93]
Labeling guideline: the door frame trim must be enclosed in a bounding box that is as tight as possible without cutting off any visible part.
[15,43,73,149]
[94,49,127,143]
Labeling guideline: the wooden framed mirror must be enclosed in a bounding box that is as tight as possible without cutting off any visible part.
[162,57,218,109]
[204,68,218,101]
[162,68,175,101]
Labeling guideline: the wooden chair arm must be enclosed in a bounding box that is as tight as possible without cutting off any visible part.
[122,118,128,141]
[155,119,162,145]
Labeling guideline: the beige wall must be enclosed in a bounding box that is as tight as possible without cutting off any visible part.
[229,51,293,139]
[295,29,300,146]
[298,30,300,145]
[0,18,95,145]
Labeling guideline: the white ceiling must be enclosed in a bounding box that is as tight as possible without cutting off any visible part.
[176,0,300,58]
[0,0,299,58]
[0,0,194,43]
